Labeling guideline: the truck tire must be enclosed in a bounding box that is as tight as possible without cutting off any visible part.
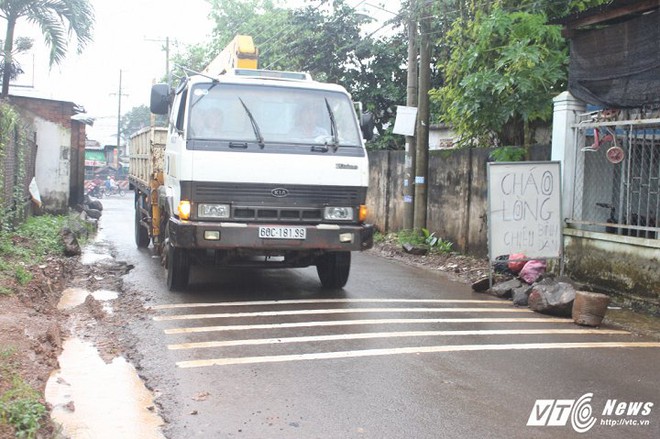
[316,252,351,289]
[167,244,190,291]
[135,199,150,248]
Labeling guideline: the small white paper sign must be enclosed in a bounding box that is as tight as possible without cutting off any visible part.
[393,106,417,136]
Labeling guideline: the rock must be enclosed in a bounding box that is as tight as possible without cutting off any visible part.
[471,276,490,292]
[528,279,576,317]
[84,207,102,220]
[86,199,103,212]
[489,279,521,299]
[512,284,533,306]
[573,291,611,326]
[402,243,428,255]
[60,227,81,256]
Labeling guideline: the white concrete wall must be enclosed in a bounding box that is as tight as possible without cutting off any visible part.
[34,118,71,212]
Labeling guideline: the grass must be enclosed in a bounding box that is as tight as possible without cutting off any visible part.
[0,214,92,294]
[0,348,47,439]
[395,228,454,254]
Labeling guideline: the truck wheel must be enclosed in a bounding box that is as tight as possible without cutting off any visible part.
[167,244,190,291]
[135,199,150,248]
[316,252,351,289]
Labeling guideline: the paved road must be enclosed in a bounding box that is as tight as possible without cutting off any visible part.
[99,196,659,439]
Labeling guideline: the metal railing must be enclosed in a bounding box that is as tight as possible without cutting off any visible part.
[568,114,660,240]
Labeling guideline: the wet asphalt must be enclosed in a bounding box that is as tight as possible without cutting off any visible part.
[97,195,659,439]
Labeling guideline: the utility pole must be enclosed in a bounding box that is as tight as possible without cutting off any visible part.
[110,69,129,166]
[145,36,172,86]
[403,0,418,231]
[414,2,431,230]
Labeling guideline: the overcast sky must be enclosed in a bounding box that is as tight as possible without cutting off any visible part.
[4,0,398,143]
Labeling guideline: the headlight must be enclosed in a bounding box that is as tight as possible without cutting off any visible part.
[198,203,230,219]
[324,207,354,221]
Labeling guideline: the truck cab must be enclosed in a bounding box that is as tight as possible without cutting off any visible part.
[148,68,373,290]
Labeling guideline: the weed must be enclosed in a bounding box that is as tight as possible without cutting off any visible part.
[14,266,32,286]
[373,231,386,244]
[0,350,46,438]
[0,213,89,296]
[396,229,453,253]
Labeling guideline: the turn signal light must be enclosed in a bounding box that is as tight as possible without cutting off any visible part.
[359,205,368,223]
[178,200,191,220]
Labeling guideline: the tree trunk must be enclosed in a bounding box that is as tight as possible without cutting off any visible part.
[2,18,17,98]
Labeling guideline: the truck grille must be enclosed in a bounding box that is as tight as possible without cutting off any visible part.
[233,207,323,222]
[183,182,366,224]
[187,182,366,205]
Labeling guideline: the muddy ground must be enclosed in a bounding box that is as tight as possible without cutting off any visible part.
[0,242,136,438]
[0,237,656,438]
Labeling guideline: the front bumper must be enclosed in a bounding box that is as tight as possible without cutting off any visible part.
[168,218,374,252]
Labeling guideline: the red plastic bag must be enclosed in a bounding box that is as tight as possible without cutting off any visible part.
[520,260,547,284]
[507,253,527,274]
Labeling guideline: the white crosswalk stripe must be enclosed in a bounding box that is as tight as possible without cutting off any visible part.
[151,298,660,368]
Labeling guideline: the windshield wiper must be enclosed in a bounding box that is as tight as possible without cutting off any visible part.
[324,98,339,152]
[238,97,265,148]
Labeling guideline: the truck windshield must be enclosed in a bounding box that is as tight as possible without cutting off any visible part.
[187,83,362,147]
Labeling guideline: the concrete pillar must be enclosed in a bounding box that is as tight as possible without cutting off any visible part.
[551,91,585,221]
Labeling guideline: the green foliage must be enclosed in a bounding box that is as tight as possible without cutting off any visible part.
[0,350,47,438]
[490,146,526,162]
[431,7,567,147]
[0,102,29,232]
[121,105,167,140]
[397,228,453,253]
[179,0,408,143]
[13,265,32,286]
[0,213,88,294]
[0,0,95,97]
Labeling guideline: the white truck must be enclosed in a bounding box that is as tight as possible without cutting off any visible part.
[129,37,374,291]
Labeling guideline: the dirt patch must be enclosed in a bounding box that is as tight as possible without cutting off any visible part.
[0,244,138,438]
[366,237,492,285]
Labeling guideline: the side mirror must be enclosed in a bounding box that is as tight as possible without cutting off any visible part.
[150,84,171,115]
[360,111,374,141]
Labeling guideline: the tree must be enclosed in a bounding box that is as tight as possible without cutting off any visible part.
[0,36,32,83]
[192,0,410,146]
[0,0,94,97]
[431,7,568,147]
[427,0,612,148]
[120,105,167,140]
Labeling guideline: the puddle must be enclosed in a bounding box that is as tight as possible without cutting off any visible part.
[57,288,119,310]
[45,338,165,438]
[80,251,113,265]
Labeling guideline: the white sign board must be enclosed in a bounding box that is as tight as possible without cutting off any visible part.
[392,105,417,136]
[488,162,562,260]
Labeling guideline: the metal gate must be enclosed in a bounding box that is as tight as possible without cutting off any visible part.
[568,111,659,239]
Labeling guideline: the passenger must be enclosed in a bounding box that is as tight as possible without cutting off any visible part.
[191,109,223,138]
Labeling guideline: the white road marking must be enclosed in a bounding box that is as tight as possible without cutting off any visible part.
[167,328,629,350]
[153,307,531,321]
[175,342,660,368]
[164,317,573,334]
[150,298,506,310]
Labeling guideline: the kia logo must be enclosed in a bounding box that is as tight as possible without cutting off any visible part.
[271,188,289,198]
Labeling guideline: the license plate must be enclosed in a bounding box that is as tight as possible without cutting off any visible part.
[258,226,306,240]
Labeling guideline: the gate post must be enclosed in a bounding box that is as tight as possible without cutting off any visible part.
[551,91,585,221]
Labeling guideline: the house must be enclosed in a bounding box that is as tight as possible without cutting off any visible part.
[9,94,93,213]
[550,0,660,313]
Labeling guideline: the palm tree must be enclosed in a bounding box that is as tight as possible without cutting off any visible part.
[0,0,94,98]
